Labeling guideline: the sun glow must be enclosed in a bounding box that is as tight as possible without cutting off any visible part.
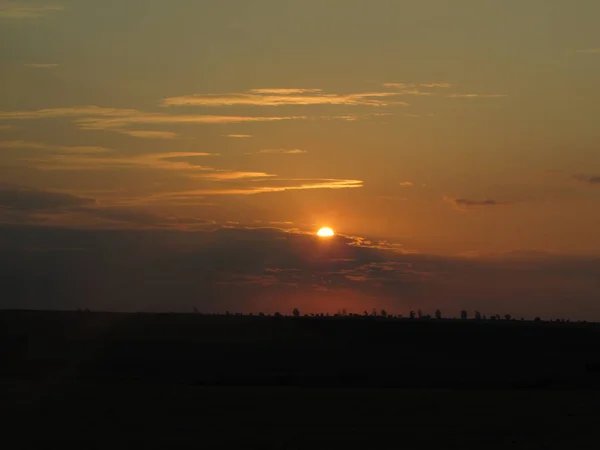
[317,227,335,237]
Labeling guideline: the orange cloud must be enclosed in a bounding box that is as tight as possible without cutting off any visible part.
[447,94,507,98]
[161,89,406,107]
[0,106,138,119]
[0,140,111,154]
[150,178,363,197]
[258,149,307,154]
[118,130,179,139]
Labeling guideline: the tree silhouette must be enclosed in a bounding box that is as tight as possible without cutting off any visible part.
[417,309,423,319]
[274,312,282,318]
[460,310,468,320]
[475,311,482,320]
[504,314,512,321]
[381,309,388,318]
[435,309,442,320]
[409,310,416,319]
[292,308,300,317]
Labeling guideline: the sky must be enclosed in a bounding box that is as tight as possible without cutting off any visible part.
[1,0,600,318]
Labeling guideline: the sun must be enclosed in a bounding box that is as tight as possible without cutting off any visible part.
[317,227,335,237]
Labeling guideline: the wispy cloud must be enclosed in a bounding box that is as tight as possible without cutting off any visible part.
[118,130,179,139]
[161,89,407,107]
[0,106,307,137]
[0,106,138,120]
[223,134,252,138]
[383,82,452,90]
[17,148,280,182]
[258,149,307,154]
[149,178,363,197]
[74,114,307,137]
[444,196,508,210]
[248,88,323,94]
[24,63,58,69]
[0,140,111,154]
[573,174,600,184]
[399,181,415,187]
[447,94,507,99]
[576,49,600,54]
[0,3,63,19]
[420,83,452,88]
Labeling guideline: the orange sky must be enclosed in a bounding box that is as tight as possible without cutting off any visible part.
[1,1,600,317]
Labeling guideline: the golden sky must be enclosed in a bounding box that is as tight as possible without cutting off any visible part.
[1,1,600,317]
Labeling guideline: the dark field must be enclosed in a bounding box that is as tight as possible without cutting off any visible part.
[2,311,600,448]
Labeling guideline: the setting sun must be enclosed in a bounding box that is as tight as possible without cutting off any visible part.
[317,227,335,237]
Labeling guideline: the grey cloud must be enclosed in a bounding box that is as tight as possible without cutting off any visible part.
[573,174,600,184]
[445,196,508,210]
[0,185,94,212]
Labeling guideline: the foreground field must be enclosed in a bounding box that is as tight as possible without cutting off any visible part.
[2,382,599,449]
[2,311,600,448]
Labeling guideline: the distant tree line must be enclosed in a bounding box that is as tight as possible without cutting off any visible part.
[185,308,578,324]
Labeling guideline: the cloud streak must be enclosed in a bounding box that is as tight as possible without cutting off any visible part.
[161,89,407,107]
[0,140,111,154]
[444,196,508,210]
[150,178,363,197]
[573,174,600,184]
[258,149,307,154]
[0,3,63,19]
[0,105,308,137]
[118,130,179,139]
[447,94,507,99]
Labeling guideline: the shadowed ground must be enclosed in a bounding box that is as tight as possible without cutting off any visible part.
[2,311,600,448]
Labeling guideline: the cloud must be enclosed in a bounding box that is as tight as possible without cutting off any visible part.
[24,63,58,69]
[23,150,226,172]
[118,130,179,139]
[248,88,323,94]
[161,89,407,107]
[0,184,93,212]
[0,184,218,231]
[73,114,307,137]
[149,178,363,197]
[420,83,452,88]
[0,106,138,120]
[383,82,452,89]
[444,196,508,210]
[258,149,307,154]
[0,140,111,154]
[576,49,600,54]
[573,174,600,184]
[447,94,507,99]
[223,134,252,138]
[399,181,415,187]
[0,3,63,19]
[0,105,307,136]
